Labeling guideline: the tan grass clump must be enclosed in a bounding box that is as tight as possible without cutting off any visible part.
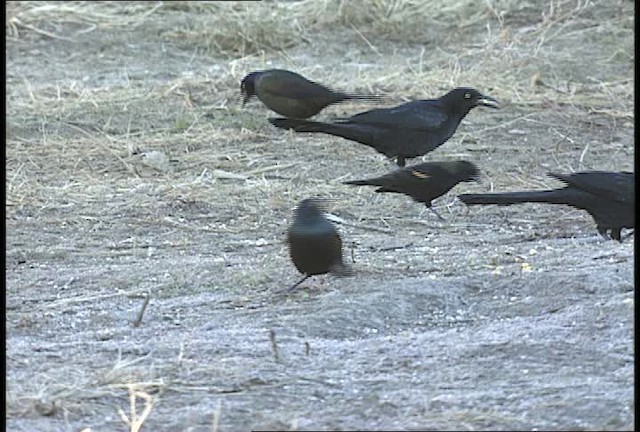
[117,384,155,432]
[6,1,162,40]
[291,0,543,46]
[162,1,310,58]
[301,0,633,112]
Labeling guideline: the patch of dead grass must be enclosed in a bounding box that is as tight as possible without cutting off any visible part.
[161,1,310,58]
[6,1,162,40]
[7,0,633,116]
[5,2,634,430]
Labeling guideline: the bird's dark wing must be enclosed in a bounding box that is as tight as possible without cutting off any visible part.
[342,100,448,131]
[345,162,442,190]
[549,171,635,204]
[258,73,335,100]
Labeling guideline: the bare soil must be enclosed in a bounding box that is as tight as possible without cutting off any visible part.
[6,1,634,431]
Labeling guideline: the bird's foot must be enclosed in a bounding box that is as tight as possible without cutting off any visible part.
[275,274,310,294]
[428,207,446,222]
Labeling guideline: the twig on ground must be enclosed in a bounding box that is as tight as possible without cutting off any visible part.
[269,329,281,362]
[211,400,222,432]
[374,242,415,252]
[132,293,151,328]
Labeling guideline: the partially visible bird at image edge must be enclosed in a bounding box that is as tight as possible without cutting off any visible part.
[458,171,635,241]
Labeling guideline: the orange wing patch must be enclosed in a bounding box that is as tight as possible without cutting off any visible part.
[411,170,430,179]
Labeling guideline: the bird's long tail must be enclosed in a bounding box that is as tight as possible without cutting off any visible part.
[330,261,354,277]
[343,93,385,103]
[269,118,375,145]
[269,118,329,132]
[342,178,381,187]
[458,189,573,206]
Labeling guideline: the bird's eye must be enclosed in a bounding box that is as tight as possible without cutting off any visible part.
[464,92,471,99]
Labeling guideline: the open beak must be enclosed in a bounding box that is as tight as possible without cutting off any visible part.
[478,94,499,109]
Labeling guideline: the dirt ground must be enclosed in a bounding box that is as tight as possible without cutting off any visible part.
[6,1,634,431]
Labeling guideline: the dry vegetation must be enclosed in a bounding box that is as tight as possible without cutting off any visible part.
[6,1,634,431]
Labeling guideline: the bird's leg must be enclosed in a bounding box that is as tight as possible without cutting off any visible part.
[278,274,310,294]
[385,157,399,169]
[596,226,611,241]
[396,156,406,167]
[461,201,470,216]
[610,227,622,242]
[427,205,445,221]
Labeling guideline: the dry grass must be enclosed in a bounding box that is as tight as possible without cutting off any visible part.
[161,1,311,58]
[7,0,633,106]
[116,384,155,432]
[6,1,162,39]
[153,0,634,118]
[5,1,634,430]
[5,0,631,256]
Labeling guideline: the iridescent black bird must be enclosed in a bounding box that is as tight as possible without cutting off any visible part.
[344,160,480,220]
[458,171,635,241]
[269,87,499,167]
[285,199,352,292]
[241,69,383,119]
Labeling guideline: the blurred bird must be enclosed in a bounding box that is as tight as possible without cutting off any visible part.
[344,160,480,220]
[269,87,498,167]
[458,171,635,241]
[285,198,352,292]
[241,69,383,119]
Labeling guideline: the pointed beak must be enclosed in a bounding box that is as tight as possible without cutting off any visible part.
[478,94,499,109]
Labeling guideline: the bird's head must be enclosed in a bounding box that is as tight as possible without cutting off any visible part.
[295,198,326,215]
[293,198,336,222]
[444,87,499,113]
[240,72,259,107]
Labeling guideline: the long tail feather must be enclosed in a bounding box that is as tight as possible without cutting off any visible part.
[343,179,379,186]
[458,190,572,206]
[269,117,375,145]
